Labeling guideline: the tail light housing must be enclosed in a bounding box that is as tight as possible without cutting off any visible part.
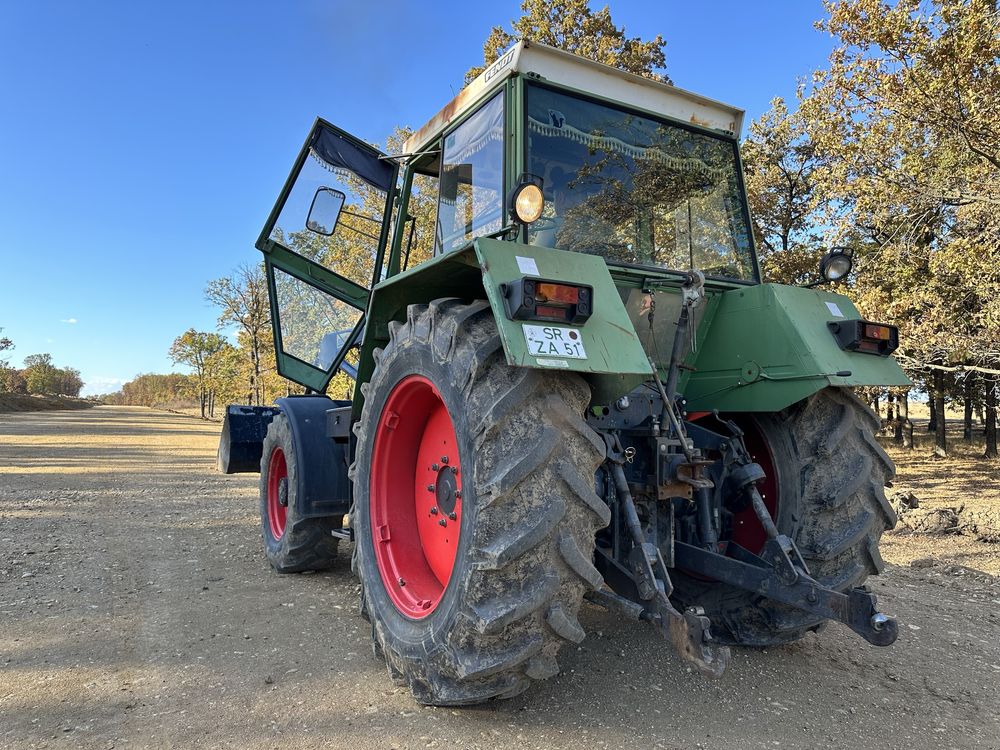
[828,319,899,356]
[501,278,593,324]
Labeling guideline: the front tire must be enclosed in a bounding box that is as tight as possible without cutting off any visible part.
[259,414,342,573]
[352,299,609,705]
[672,387,897,646]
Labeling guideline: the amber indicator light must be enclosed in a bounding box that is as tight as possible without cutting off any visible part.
[536,282,580,304]
[864,324,892,341]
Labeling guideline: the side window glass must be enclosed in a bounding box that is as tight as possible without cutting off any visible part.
[436,93,504,253]
[404,169,440,270]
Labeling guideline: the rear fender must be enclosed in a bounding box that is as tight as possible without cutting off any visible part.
[275,395,352,518]
[217,398,350,518]
[684,283,911,412]
[357,238,652,413]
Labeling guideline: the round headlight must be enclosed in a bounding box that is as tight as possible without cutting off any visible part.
[513,183,544,224]
[820,251,853,281]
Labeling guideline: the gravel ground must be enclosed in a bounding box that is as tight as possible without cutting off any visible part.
[1,406,998,750]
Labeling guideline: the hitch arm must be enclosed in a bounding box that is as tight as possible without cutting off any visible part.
[674,542,898,646]
[605,457,731,677]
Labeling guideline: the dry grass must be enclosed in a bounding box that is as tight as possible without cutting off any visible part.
[0,393,94,412]
[880,416,1000,574]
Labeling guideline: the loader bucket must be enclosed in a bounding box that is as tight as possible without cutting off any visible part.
[217,405,281,474]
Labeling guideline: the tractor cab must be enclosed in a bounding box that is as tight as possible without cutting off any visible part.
[257,41,758,395]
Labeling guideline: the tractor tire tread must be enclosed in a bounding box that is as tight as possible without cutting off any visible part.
[672,387,895,647]
[259,414,341,574]
[355,299,607,705]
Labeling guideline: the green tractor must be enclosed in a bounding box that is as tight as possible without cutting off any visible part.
[218,41,909,705]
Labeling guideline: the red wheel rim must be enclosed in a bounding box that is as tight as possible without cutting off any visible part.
[370,375,463,619]
[728,417,779,554]
[266,447,288,540]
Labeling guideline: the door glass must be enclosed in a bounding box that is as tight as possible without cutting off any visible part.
[258,121,398,391]
[273,267,363,370]
[270,158,387,288]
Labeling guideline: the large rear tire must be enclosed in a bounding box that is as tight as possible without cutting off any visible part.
[352,299,609,705]
[672,387,897,646]
[259,414,342,573]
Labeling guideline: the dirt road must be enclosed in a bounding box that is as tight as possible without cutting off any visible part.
[1,406,998,749]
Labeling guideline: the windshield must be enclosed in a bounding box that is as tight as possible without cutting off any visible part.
[525,84,756,281]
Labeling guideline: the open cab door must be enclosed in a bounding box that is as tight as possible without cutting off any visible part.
[256,119,398,392]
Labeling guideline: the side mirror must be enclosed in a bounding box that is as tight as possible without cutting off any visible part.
[306,187,346,236]
[811,247,854,286]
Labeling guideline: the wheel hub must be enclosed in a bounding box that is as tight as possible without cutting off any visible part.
[434,465,459,515]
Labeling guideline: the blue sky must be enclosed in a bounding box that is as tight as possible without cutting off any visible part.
[0,1,835,395]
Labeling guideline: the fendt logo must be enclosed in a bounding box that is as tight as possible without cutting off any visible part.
[484,48,516,83]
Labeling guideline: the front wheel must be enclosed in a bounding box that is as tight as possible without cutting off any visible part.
[259,414,342,573]
[352,299,610,705]
[672,387,897,646]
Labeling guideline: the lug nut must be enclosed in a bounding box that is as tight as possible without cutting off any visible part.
[440,455,449,464]
[438,519,447,528]
[448,512,457,521]
[427,484,434,492]
[398,578,406,587]
[430,507,438,515]
[431,463,439,471]
[455,490,462,499]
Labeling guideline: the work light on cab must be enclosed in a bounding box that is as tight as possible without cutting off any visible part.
[819,248,853,282]
[509,174,545,224]
[501,278,593,324]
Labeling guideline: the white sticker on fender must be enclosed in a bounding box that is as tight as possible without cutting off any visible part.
[825,301,845,318]
[516,255,540,276]
[523,324,588,360]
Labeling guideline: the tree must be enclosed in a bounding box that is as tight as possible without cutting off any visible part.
[205,263,271,406]
[53,367,83,397]
[742,97,827,284]
[19,353,83,396]
[0,328,12,368]
[465,0,669,84]
[23,353,57,395]
[0,368,27,394]
[797,0,1000,455]
[169,329,227,418]
[103,373,192,407]
[0,328,17,393]
[203,342,243,418]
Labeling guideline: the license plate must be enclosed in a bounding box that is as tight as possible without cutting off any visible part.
[522,324,588,360]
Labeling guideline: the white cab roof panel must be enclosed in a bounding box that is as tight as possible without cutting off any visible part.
[404,40,744,155]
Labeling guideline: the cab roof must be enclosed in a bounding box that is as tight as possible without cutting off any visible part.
[402,40,745,156]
